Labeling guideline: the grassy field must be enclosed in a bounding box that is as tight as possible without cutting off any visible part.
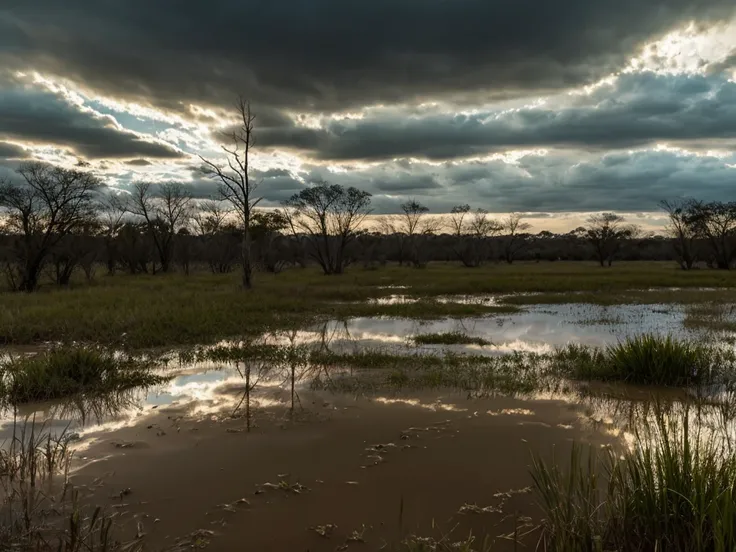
[2,261,736,349]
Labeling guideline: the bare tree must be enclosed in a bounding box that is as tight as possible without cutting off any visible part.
[585,213,639,267]
[199,97,260,288]
[448,204,471,237]
[683,200,736,270]
[400,199,430,236]
[0,162,101,291]
[282,181,372,275]
[126,182,193,273]
[660,199,698,270]
[501,213,531,264]
[468,209,503,240]
[380,199,436,267]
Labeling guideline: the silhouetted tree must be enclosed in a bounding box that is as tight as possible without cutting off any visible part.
[283,182,372,275]
[126,182,192,273]
[0,162,101,291]
[683,200,736,270]
[199,97,261,289]
[501,213,531,264]
[585,213,639,267]
[192,200,240,273]
[50,219,102,285]
[448,205,503,267]
[661,199,698,270]
[116,222,154,274]
[380,199,437,267]
[251,210,289,273]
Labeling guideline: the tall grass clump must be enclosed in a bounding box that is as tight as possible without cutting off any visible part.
[532,410,736,551]
[555,335,721,386]
[1,420,140,550]
[606,335,711,385]
[0,347,168,404]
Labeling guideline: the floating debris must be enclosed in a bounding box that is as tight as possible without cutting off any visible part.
[311,524,338,538]
[256,480,309,495]
[458,503,503,515]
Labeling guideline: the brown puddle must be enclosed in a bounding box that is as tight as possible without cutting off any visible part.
[66,387,617,551]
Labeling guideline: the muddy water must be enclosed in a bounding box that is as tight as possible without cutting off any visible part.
[0,361,258,443]
[66,380,735,551]
[3,299,736,549]
[71,389,617,551]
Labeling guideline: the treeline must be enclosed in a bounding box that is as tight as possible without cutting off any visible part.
[0,162,734,292]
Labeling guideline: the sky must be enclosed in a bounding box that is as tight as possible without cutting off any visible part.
[1,1,735,233]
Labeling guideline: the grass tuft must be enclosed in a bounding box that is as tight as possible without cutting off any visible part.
[0,347,168,404]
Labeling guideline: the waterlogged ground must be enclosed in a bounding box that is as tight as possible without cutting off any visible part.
[278,302,728,355]
[3,294,736,550]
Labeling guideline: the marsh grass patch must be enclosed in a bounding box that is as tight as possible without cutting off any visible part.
[0,347,169,404]
[532,409,736,551]
[553,335,729,386]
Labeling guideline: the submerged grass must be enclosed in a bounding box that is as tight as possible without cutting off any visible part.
[412,332,491,346]
[190,333,734,397]
[2,262,736,348]
[683,302,736,333]
[532,409,736,552]
[0,347,168,404]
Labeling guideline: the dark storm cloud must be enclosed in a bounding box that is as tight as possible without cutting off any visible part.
[1,1,734,114]
[0,82,185,160]
[256,73,736,160]
[374,175,441,193]
[125,159,153,166]
[0,141,26,160]
[254,150,735,213]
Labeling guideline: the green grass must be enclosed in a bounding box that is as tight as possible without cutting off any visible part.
[0,347,168,403]
[2,262,736,349]
[412,331,491,346]
[532,410,736,551]
[554,335,727,386]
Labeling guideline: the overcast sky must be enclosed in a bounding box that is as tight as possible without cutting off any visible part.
[1,1,735,231]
